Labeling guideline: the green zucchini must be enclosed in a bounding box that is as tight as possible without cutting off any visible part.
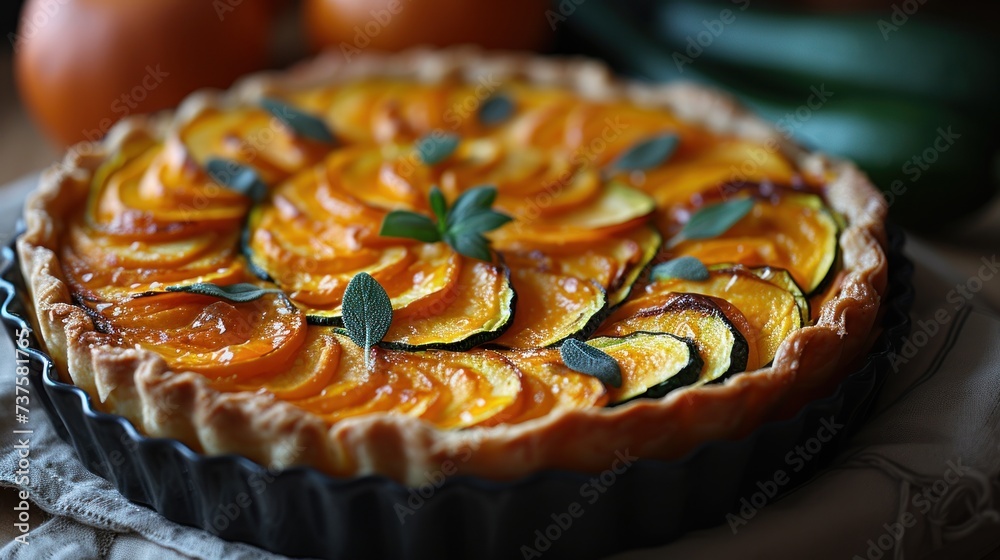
[597,292,750,383]
[589,332,703,403]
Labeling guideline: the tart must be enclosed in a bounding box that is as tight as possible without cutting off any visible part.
[17,49,888,484]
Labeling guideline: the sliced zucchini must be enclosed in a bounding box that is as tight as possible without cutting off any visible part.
[598,292,750,383]
[379,260,516,351]
[646,267,803,366]
[671,192,839,294]
[607,226,662,307]
[588,332,702,403]
[742,265,810,326]
[493,267,607,349]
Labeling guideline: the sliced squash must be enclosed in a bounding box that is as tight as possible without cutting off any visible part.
[646,267,803,366]
[493,267,607,349]
[294,336,525,429]
[588,333,702,403]
[500,350,609,424]
[214,328,342,400]
[597,292,751,383]
[490,183,655,245]
[380,260,516,351]
[503,332,700,405]
[497,225,661,307]
[93,291,307,381]
[743,266,810,326]
[670,193,839,294]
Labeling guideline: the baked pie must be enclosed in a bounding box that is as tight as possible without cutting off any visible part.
[18,49,888,484]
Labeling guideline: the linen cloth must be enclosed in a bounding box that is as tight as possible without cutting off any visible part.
[1,173,998,560]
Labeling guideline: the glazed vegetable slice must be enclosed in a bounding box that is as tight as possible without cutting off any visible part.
[670,193,840,293]
[294,337,525,429]
[497,225,662,307]
[587,332,702,403]
[213,328,342,400]
[500,350,609,424]
[91,290,307,380]
[597,292,751,383]
[491,183,655,244]
[380,259,516,351]
[742,265,811,325]
[493,267,607,349]
[503,332,701,405]
[646,267,803,366]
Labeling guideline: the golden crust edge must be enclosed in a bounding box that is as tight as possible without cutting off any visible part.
[16,47,888,484]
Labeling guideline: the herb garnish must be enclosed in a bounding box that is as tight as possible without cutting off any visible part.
[478,94,515,125]
[415,133,460,165]
[165,283,284,303]
[560,339,623,388]
[379,186,512,262]
[260,98,336,144]
[667,197,755,248]
[205,159,268,202]
[650,256,709,282]
[610,133,679,173]
[341,272,393,371]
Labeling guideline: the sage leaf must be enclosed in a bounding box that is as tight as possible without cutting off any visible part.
[379,211,442,243]
[165,282,283,303]
[478,94,515,125]
[560,338,622,388]
[446,232,492,263]
[610,133,679,172]
[429,186,448,227]
[205,159,268,202]
[449,210,512,237]
[669,197,755,248]
[342,272,393,371]
[261,98,336,144]
[650,256,709,282]
[377,184,509,262]
[447,185,499,229]
[415,133,460,165]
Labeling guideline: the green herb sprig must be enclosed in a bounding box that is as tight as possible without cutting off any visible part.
[261,98,336,144]
[667,197,755,248]
[205,159,268,202]
[341,272,393,371]
[165,283,284,303]
[610,133,679,173]
[560,339,623,388]
[650,256,709,282]
[379,186,512,262]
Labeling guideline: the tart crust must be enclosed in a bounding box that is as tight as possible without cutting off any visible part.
[18,48,888,484]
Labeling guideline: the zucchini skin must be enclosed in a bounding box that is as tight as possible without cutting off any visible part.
[377,266,518,352]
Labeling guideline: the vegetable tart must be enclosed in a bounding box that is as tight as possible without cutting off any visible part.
[17,49,888,485]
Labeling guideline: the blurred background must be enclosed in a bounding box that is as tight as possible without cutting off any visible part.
[1,0,997,306]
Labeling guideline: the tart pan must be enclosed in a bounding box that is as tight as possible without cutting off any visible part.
[0,225,913,560]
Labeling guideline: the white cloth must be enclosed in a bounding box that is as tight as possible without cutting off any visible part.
[1,173,998,560]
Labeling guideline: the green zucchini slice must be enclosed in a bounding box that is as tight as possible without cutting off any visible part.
[597,292,750,384]
[588,332,703,403]
[493,267,608,349]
